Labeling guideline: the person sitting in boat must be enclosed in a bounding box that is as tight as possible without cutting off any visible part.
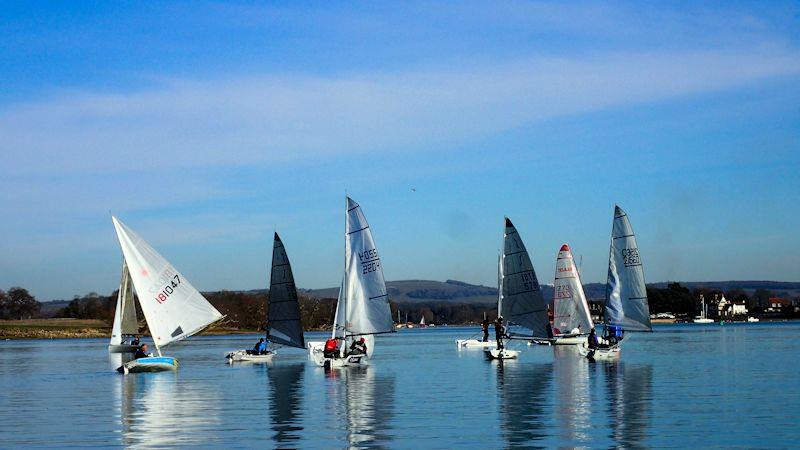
[249,338,268,355]
[481,318,490,342]
[323,338,340,358]
[349,337,368,356]
[131,335,140,346]
[134,343,150,359]
[495,317,506,349]
[570,324,582,335]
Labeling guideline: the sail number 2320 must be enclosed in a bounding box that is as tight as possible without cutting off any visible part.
[155,274,181,304]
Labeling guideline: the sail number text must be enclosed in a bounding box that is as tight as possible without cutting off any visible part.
[622,248,640,267]
[357,248,381,274]
[155,274,182,304]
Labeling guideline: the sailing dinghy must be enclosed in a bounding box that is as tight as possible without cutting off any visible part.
[308,197,395,368]
[108,260,141,353]
[585,206,652,362]
[487,218,551,360]
[227,232,306,362]
[549,244,594,345]
[111,217,224,373]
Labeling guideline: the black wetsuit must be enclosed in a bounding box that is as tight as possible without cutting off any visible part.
[495,321,505,349]
[134,349,148,359]
[481,320,490,342]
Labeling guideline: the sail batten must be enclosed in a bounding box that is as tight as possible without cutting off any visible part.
[111,217,223,351]
[499,218,550,339]
[604,206,652,332]
[267,233,306,349]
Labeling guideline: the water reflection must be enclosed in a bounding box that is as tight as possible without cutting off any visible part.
[604,362,653,448]
[553,346,592,446]
[326,368,396,448]
[267,363,306,446]
[496,360,553,447]
[115,371,220,448]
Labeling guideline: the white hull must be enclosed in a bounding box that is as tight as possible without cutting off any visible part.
[118,356,178,374]
[486,348,519,360]
[456,339,497,348]
[226,350,275,363]
[584,346,621,362]
[108,344,140,353]
[693,318,714,324]
[747,317,759,322]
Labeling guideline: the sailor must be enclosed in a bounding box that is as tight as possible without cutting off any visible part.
[481,318,490,342]
[251,337,268,355]
[495,317,506,350]
[570,324,582,335]
[587,328,598,349]
[323,338,339,358]
[131,335,140,346]
[349,337,368,355]
[134,343,150,359]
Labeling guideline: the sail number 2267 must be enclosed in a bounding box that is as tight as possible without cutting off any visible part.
[155,275,181,304]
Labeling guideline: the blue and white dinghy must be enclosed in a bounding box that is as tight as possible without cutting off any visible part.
[487,218,552,360]
[111,216,224,374]
[583,206,653,362]
[227,232,306,363]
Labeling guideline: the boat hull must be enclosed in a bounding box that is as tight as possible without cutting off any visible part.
[456,339,496,348]
[693,318,714,324]
[552,335,588,345]
[118,356,178,373]
[226,350,275,363]
[585,347,621,362]
[108,344,140,353]
[486,348,519,360]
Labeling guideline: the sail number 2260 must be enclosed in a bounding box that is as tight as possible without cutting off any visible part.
[155,275,181,304]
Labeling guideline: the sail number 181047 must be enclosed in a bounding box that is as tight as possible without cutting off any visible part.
[155,274,181,304]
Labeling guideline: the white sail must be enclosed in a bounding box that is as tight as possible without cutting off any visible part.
[604,206,652,332]
[112,217,223,352]
[419,316,425,325]
[500,218,550,339]
[333,277,346,339]
[267,233,305,349]
[110,260,138,346]
[342,197,394,336]
[553,244,593,335]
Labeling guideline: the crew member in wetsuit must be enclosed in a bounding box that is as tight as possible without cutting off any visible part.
[481,318,490,342]
[495,317,506,350]
[134,343,150,359]
[587,328,598,349]
[349,337,367,355]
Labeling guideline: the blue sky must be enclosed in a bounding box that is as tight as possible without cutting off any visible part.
[1,1,798,300]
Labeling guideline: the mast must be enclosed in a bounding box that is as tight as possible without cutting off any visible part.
[342,194,348,357]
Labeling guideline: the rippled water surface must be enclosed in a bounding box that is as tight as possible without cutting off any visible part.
[1,323,798,448]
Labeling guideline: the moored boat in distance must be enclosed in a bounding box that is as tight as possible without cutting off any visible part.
[111,216,225,373]
[227,232,306,363]
[308,197,395,369]
[693,294,714,324]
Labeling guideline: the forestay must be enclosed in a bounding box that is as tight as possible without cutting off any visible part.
[500,218,550,339]
[553,244,593,334]
[112,217,224,351]
[110,260,139,346]
[604,206,652,332]
[341,197,394,336]
[267,233,305,349]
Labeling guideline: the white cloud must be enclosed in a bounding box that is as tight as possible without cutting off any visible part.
[2,49,798,176]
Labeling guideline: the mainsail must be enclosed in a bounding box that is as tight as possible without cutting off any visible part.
[267,232,305,349]
[553,244,593,335]
[110,260,139,346]
[604,206,652,332]
[499,218,550,339]
[112,217,224,353]
[339,196,395,336]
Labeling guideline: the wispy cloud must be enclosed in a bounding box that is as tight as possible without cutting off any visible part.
[2,49,798,177]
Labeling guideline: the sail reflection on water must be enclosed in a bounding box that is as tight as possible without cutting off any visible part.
[267,363,306,446]
[115,371,221,448]
[553,346,592,445]
[605,362,653,448]
[496,361,553,446]
[325,368,396,448]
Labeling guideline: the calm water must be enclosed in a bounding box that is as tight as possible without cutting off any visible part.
[1,323,798,448]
